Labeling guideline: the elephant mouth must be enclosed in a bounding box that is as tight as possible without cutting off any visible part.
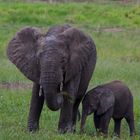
[42,82,64,111]
[45,92,63,111]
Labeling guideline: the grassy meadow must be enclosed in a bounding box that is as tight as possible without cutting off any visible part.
[0,1,140,140]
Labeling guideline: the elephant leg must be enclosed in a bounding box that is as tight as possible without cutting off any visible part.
[71,72,94,132]
[58,96,74,133]
[94,114,100,133]
[99,118,109,135]
[58,74,81,133]
[125,117,135,136]
[28,83,44,132]
[113,118,121,137]
[125,103,135,136]
[99,108,113,136]
[72,99,81,132]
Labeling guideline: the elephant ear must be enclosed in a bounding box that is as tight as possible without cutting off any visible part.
[97,88,115,115]
[7,27,42,83]
[58,27,96,83]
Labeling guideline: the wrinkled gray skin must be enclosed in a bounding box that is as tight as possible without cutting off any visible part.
[7,25,96,133]
[81,80,135,137]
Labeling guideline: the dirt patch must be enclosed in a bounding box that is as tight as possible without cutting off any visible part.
[102,28,124,33]
[121,56,140,63]
[0,82,32,89]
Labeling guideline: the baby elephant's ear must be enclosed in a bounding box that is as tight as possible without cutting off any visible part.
[97,89,115,115]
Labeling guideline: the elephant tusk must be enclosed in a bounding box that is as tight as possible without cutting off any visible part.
[60,82,63,92]
[39,86,43,97]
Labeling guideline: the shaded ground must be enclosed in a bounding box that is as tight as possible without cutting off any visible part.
[0,82,32,89]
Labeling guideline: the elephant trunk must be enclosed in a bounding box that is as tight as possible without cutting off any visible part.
[40,69,63,111]
[80,110,87,133]
[43,85,63,111]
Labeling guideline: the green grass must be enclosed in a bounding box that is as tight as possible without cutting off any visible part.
[0,2,140,28]
[0,2,140,58]
[0,89,140,140]
[0,1,140,140]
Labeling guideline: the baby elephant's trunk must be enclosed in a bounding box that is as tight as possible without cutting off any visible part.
[80,110,87,133]
[77,110,81,121]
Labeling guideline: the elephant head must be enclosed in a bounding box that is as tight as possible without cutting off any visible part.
[7,25,95,111]
[95,88,115,115]
[83,87,115,115]
[80,87,114,132]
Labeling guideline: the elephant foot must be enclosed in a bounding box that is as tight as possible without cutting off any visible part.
[113,133,120,138]
[28,121,39,133]
[58,123,75,134]
[98,132,108,138]
[130,132,135,137]
[80,128,85,134]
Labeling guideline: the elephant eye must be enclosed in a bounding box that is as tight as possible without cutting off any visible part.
[60,57,67,64]
[60,58,65,63]
[90,103,94,107]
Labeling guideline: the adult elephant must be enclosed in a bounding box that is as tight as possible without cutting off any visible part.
[7,25,97,133]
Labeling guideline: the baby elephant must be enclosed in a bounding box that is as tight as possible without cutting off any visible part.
[80,80,135,136]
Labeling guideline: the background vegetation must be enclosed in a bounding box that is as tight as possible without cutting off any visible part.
[0,1,140,139]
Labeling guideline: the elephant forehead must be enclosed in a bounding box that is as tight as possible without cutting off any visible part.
[45,35,56,42]
[44,38,63,50]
